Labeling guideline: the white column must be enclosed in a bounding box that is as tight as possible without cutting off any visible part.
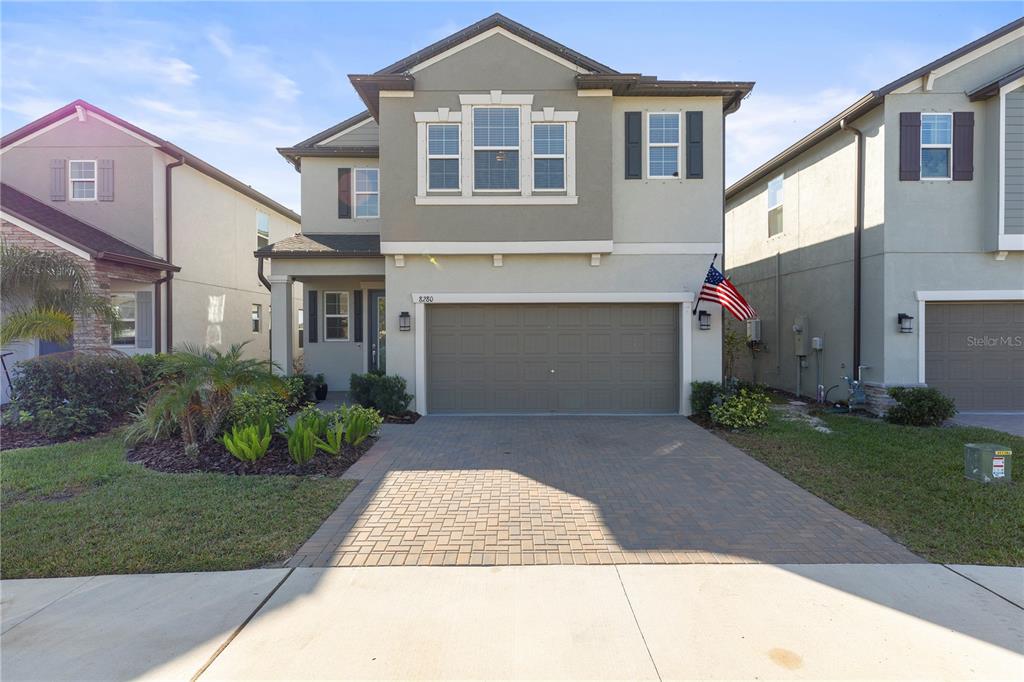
[269,275,293,376]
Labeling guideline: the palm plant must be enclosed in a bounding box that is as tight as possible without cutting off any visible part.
[0,242,118,346]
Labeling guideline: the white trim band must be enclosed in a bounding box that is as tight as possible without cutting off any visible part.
[381,240,613,255]
[414,195,578,206]
[613,242,722,255]
[410,292,695,304]
[915,289,1024,301]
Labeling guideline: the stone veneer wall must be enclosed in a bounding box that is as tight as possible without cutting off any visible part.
[1,220,160,349]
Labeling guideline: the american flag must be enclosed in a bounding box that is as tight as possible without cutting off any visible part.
[698,263,757,320]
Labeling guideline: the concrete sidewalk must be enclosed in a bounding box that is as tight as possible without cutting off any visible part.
[2,564,1022,681]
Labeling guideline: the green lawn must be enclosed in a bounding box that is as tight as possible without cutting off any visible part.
[720,412,1024,566]
[1,435,355,579]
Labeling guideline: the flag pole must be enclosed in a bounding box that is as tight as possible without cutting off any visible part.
[692,253,718,316]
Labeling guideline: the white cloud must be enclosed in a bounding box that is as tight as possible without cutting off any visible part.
[204,26,300,102]
[726,87,862,185]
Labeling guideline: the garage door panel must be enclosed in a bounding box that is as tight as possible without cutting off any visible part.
[925,301,1023,411]
[427,303,679,413]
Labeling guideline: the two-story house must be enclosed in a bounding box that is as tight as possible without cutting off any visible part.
[725,18,1023,414]
[0,100,303,395]
[260,14,753,415]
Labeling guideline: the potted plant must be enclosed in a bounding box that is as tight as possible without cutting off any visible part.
[314,373,328,401]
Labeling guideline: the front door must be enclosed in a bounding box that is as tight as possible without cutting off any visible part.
[368,290,386,373]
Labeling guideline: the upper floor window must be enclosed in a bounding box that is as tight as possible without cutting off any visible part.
[533,123,565,191]
[324,291,350,341]
[648,113,680,178]
[428,124,460,191]
[473,107,520,191]
[767,174,784,237]
[921,113,952,179]
[256,211,270,248]
[251,304,262,333]
[354,168,379,218]
[70,160,97,200]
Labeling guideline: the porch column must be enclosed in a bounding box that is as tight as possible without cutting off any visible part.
[269,274,293,376]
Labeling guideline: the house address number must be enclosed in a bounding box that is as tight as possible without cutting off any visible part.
[417,295,434,303]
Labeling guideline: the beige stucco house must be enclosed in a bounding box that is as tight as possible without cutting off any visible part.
[724,19,1024,413]
[0,100,302,399]
[260,14,753,415]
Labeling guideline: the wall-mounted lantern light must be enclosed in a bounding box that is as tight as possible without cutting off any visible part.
[399,311,411,332]
[898,313,914,334]
[698,310,712,331]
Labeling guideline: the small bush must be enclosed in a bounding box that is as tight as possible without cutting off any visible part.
[11,352,143,418]
[123,406,180,446]
[691,381,726,418]
[886,387,956,427]
[349,372,413,415]
[285,422,318,465]
[229,390,288,433]
[33,405,109,440]
[287,373,320,407]
[709,388,772,430]
[338,404,383,446]
[294,404,330,439]
[132,353,176,389]
[315,422,346,456]
[219,423,272,464]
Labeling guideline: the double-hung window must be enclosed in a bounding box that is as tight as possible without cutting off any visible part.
[256,211,270,249]
[428,124,460,191]
[533,123,565,191]
[111,293,136,346]
[70,160,97,200]
[921,113,952,179]
[648,113,680,178]
[473,107,520,191]
[251,304,262,333]
[324,291,350,341]
[767,174,784,237]
[354,168,379,218]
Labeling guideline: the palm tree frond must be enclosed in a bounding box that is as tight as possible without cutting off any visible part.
[0,308,75,346]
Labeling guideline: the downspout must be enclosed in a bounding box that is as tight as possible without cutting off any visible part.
[840,119,864,377]
[152,272,172,354]
[164,155,185,352]
[257,256,271,291]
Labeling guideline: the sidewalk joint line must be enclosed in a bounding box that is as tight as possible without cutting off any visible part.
[615,566,663,681]
[0,575,97,636]
[190,568,295,681]
[942,564,1023,611]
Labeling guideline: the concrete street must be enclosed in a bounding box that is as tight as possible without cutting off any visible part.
[3,563,1022,681]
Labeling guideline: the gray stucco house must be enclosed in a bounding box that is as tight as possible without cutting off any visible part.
[259,14,753,415]
[725,19,1024,413]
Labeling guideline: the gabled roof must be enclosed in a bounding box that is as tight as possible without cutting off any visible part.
[254,232,381,259]
[968,64,1024,100]
[0,183,179,271]
[726,17,1024,199]
[1,100,300,223]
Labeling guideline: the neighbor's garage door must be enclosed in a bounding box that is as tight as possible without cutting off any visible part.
[427,303,679,413]
[925,301,1024,411]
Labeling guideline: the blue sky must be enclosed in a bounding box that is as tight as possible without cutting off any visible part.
[3,2,1020,211]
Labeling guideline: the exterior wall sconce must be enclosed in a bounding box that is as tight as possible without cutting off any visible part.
[698,310,712,331]
[399,311,411,332]
[898,313,914,333]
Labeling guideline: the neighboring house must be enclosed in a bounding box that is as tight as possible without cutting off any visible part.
[0,100,303,399]
[724,18,1024,414]
[261,13,753,415]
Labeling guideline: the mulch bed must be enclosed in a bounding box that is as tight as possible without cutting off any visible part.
[126,434,376,477]
[1,414,130,450]
[384,411,420,425]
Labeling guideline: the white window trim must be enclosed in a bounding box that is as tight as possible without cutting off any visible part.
[532,122,566,192]
[354,168,380,219]
[323,291,351,342]
[111,292,138,348]
[998,77,1024,251]
[920,112,953,181]
[251,304,262,334]
[69,160,97,201]
[426,122,461,192]
[767,174,784,238]
[646,112,682,180]
[472,105,522,192]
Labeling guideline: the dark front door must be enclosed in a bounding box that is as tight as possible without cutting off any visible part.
[368,290,386,373]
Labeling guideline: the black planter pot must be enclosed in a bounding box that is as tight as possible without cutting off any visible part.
[315,384,329,401]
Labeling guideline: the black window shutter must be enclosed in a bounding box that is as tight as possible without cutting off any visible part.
[899,112,921,181]
[353,290,363,343]
[338,168,352,218]
[952,112,974,181]
[307,289,318,343]
[625,112,642,179]
[685,111,703,179]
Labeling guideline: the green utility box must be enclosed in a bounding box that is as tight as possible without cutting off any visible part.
[964,443,1012,484]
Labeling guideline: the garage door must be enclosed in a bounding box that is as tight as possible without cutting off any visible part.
[925,301,1024,411]
[427,303,679,414]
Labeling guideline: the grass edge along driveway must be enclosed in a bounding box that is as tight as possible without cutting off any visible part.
[720,412,1023,566]
[1,434,355,579]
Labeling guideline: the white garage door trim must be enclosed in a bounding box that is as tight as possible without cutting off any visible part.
[411,292,696,416]
[915,289,1024,383]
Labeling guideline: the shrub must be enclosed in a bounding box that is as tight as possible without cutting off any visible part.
[294,405,330,439]
[11,351,143,418]
[315,422,346,456]
[691,381,726,418]
[33,405,109,440]
[285,422,318,465]
[219,423,272,464]
[228,390,288,433]
[349,372,413,415]
[338,404,382,446]
[886,387,956,427]
[123,406,179,447]
[287,373,319,407]
[132,353,175,389]
[709,388,772,430]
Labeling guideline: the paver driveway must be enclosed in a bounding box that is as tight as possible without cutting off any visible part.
[291,416,920,567]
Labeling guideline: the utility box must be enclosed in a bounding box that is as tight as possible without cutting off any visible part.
[793,315,809,357]
[964,443,1012,483]
[746,318,762,343]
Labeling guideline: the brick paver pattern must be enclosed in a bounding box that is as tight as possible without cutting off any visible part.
[291,416,921,567]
